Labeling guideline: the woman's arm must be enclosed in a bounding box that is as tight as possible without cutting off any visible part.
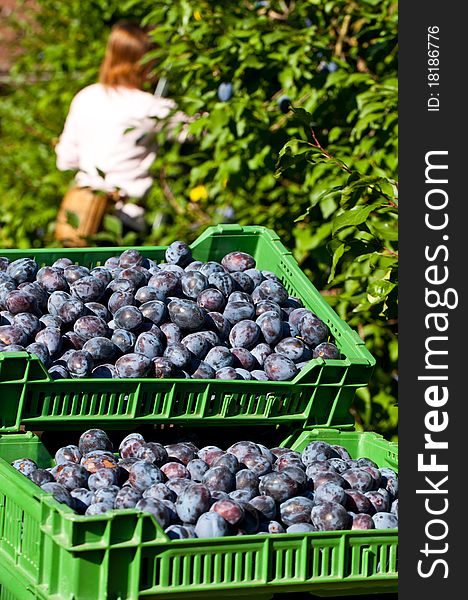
[55,97,81,170]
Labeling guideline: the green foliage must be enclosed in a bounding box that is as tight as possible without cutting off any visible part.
[0,0,397,438]
[276,107,398,440]
[0,0,151,247]
[144,0,398,440]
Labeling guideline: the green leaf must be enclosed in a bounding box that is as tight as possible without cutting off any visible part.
[187,118,208,136]
[332,202,383,235]
[103,214,122,238]
[247,145,270,170]
[362,0,388,6]
[340,175,387,207]
[366,279,396,304]
[320,194,338,220]
[209,107,230,129]
[236,118,247,138]
[328,242,347,283]
[277,139,311,160]
[91,231,118,242]
[328,127,342,143]
[275,141,313,178]
[291,107,315,128]
[122,231,138,245]
[369,220,398,241]
[297,186,342,219]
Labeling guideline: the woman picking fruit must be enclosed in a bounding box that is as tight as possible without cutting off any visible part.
[54,21,194,246]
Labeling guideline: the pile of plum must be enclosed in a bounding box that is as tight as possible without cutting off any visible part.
[12,429,398,539]
[0,242,341,381]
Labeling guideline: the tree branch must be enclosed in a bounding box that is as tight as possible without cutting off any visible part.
[309,128,352,173]
[334,14,351,58]
[159,168,184,215]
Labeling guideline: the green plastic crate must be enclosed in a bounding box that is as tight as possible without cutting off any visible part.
[0,224,374,431]
[0,427,397,600]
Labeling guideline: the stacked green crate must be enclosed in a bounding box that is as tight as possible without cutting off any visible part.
[0,225,397,599]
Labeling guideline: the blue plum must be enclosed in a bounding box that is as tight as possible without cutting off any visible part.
[372,512,398,529]
[207,272,235,297]
[275,337,307,362]
[168,299,206,331]
[264,354,298,381]
[229,320,260,349]
[314,482,347,505]
[66,350,93,378]
[313,342,340,359]
[163,342,192,369]
[311,501,351,531]
[197,288,226,312]
[165,241,192,267]
[176,483,212,523]
[256,311,282,345]
[204,346,233,370]
[11,458,37,477]
[181,271,208,299]
[128,461,164,492]
[280,496,315,526]
[259,472,298,502]
[82,337,116,362]
[195,512,229,538]
[217,82,233,102]
[286,523,317,533]
[115,353,151,378]
[136,498,171,528]
[41,482,75,508]
[249,495,277,521]
[202,466,236,493]
[143,483,176,503]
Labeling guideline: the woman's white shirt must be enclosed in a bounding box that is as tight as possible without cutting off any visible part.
[55,83,185,198]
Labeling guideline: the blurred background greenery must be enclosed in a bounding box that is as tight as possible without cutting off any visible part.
[0,0,397,439]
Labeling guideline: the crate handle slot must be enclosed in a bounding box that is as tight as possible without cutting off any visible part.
[0,352,51,384]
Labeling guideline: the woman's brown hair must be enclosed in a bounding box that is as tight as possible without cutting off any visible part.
[99,21,152,89]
